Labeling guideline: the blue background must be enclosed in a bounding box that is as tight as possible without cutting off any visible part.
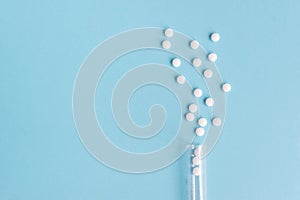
[1,0,300,199]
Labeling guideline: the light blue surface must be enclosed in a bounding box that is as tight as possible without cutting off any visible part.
[1,0,300,199]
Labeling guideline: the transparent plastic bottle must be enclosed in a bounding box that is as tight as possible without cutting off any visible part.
[188,145,207,200]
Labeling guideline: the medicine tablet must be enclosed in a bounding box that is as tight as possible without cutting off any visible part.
[208,53,217,62]
[195,127,205,136]
[193,88,203,97]
[188,104,198,113]
[186,113,195,122]
[222,83,232,92]
[172,58,181,67]
[198,118,208,127]
[176,75,186,84]
[193,167,201,176]
[192,157,201,165]
[210,33,220,42]
[164,28,174,38]
[205,98,214,107]
[194,146,202,157]
[192,58,202,67]
[212,117,222,126]
[162,40,171,49]
[203,69,213,78]
[190,40,199,49]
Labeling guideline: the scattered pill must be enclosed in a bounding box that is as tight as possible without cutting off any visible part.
[176,75,186,84]
[190,40,199,49]
[193,88,203,97]
[198,118,208,127]
[208,53,217,62]
[212,117,222,126]
[222,83,232,92]
[210,33,220,42]
[162,40,171,49]
[192,58,202,67]
[186,113,195,122]
[203,69,213,78]
[172,58,181,67]
[188,104,198,113]
[195,127,205,136]
[205,97,214,107]
[164,28,174,37]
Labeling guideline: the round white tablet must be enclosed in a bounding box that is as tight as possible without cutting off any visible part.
[192,157,201,165]
[193,88,203,97]
[195,127,205,136]
[188,104,198,113]
[161,40,171,49]
[194,146,202,157]
[176,75,186,84]
[222,83,232,92]
[208,53,217,62]
[190,40,199,49]
[185,113,195,122]
[192,58,202,67]
[164,28,174,38]
[205,97,214,107]
[198,118,208,127]
[212,117,222,127]
[193,167,201,176]
[172,58,181,67]
[203,69,213,78]
[210,33,220,42]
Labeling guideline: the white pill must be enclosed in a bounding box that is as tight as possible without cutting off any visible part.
[208,53,217,62]
[198,118,208,127]
[164,28,174,37]
[210,33,220,42]
[188,104,198,113]
[194,146,203,157]
[212,117,222,127]
[162,40,171,49]
[172,58,181,67]
[193,167,201,176]
[203,69,213,78]
[192,58,202,67]
[195,127,205,136]
[176,75,186,84]
[222,83,232,92]
[190,40,199,49]
[205,97,214,107]
[185,113,195,122]
[192,157,201,165]
[193,88,203,97]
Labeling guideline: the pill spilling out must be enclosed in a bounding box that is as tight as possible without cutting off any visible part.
[203,69,213,78]
[186,113,195,122]
[192,58,202,67]
[190,40,200,50]
[210,33,220,42]
[172,58,181,67]
[205,97,214,107]
[193,88,203,97]
[162,40,171,49]
[176,75,186,84]
[195,127,205,136]
[208,53,217,62]
[164,28,174,38]
[212,117,222,127]
[189,104,198,113]
[222,83,232,92]
[198,118,208,127]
